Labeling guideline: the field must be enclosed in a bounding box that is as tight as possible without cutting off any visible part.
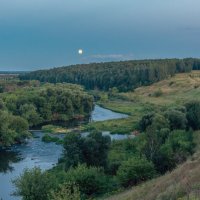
[91,71,200,134]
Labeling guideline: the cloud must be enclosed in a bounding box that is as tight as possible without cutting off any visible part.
[85,53,135,62]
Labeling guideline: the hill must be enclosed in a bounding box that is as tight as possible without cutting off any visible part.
[20,58,200,92]
[86,71,200,134]
[104,131,200,200]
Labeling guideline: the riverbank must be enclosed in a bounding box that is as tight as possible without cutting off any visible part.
[0,105,130,200]
[41,105,129,135]
[92,71,200,135]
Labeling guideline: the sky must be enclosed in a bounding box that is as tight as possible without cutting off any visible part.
[0,0,200,71]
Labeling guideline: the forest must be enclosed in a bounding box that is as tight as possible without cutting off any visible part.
[20,58,200,92]
[0,83,94,146]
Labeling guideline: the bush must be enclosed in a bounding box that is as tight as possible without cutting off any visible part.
[116,157,156,187]
[48,182,81,200]
[42,134,62,144]
[63,131,111,169]
[64,164,114,197]
[13,167,56,200]
[152,89,163,97]
[185,101,200,130]
[165,109,187,130]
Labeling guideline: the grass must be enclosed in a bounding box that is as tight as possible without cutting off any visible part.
[42,71,200,135]
[94,71,200,134]
[42,124,84,134]
[102,131,200,200]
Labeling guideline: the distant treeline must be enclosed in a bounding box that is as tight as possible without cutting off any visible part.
[20,58,200,92]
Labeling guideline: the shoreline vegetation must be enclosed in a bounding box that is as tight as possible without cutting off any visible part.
[0,83,94,147]
[1,59,200,200]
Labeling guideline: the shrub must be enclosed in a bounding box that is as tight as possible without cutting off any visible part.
[185,101,200,130]
[116,157,156,187]
[48,182,81,200]
[165,109,187,130]
[64,164,114,197]
[13,167,56,200]
[152,89,163,97]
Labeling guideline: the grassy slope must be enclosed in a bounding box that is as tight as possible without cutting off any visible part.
[90,71,200,134]
[101,71,200,200]
[103,131,200,200]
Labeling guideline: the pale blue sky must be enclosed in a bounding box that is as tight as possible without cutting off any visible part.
[0,0,200,70]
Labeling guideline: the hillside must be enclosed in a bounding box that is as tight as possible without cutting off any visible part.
[20,58,200,92]
[86,71,200,134]
[104,131,200,200]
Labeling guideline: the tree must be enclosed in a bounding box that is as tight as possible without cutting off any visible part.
[48,183,81,200]
[116,157,156,187]
[165,109,187,130]
[63,133,84,169]
[19,104,42,127]
[13,167,56,200]
[82,131,111,167]
[153,130,194,174]
[64,164,112,197]
[63,131,111,169]
[139,112,155,132]
[186,101,200,130]
[0,110,29,146]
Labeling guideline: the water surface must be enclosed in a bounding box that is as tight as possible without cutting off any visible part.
[0,105,129,200]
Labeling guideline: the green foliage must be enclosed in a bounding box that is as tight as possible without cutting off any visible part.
[19,104,42,127]
[20,58,200,92]
[0,110,29,146]
[1,83,94,128]
[42,134,63,144]
[137,111,194,174]
[107,139,138,175]
[116,157,156,187]
[64,164,113,197]
[139,112,155,132]
[165,109,187,130]
[13,167,56,200]
[63,131,111,169]
[152,89,163,97]
[48,182,81,200]
[185,100,200,130]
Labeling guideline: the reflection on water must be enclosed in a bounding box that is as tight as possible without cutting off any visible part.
[0,149,22,173]
[0,131,63,200]
[91,105,128,122]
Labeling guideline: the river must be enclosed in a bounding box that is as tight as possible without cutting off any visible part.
[0,105,129,200]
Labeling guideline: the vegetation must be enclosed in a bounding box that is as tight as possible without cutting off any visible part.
[1,83,93,125]
[20,58,200,92]
[93,70,200,134]
[0,82,93,146]
[42,134,63,145]
[61,131,111,169]
[104,131,200,200]
[13,103,197,199]
[0,109,29,146]
[3,65,200,200]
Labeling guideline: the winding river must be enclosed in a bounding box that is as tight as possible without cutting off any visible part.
[0,105,129,200]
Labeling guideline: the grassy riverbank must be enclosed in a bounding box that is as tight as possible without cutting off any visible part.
[41,71,200,135]
[91,71,200,134]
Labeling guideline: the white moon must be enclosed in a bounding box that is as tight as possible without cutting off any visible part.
[78,49,83,55]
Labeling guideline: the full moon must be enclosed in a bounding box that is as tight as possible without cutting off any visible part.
[78,49,83,55]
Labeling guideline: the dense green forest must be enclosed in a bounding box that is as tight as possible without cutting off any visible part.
[0,83,94,146]
[20,58,200,92]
